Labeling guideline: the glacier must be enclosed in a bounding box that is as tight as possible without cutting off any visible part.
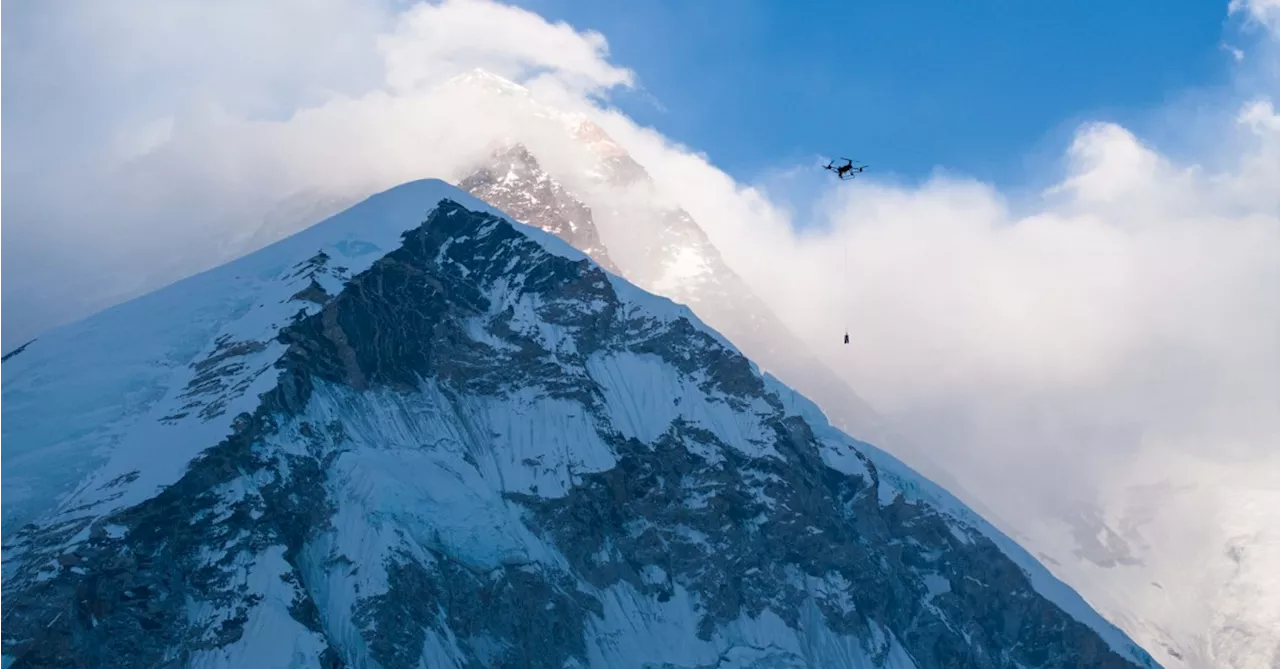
[1,180,1158,668]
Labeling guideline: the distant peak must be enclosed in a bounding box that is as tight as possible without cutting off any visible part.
[462,141,544,184]
[443,68,530,96]
[489,141,538,165]
[569,118,628,159]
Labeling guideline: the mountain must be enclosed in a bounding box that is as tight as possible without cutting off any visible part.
[0,180,1157,668]
[459,144,620,274]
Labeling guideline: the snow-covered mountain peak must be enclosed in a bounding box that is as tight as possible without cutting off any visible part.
[569,118,631,160]
[441,67,533,98]
[2,179,1156,668]
[436,69,641,181]
[459,143,621,274]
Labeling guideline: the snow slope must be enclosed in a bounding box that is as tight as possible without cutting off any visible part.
[1,181,516,537]
[2,180,1157,669]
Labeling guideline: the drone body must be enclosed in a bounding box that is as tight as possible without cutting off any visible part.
[823,157,868,181]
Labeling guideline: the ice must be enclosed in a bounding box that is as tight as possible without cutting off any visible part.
[586,351,774,460]
[334,442,536,572]
[186,546,330,669]
[584,580,920,669]
[922,573,952,600]
[586,352,687,445]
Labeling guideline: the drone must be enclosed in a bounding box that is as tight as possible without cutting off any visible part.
[823,158,868,181]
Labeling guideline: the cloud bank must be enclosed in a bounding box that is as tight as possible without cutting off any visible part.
[586,34,1278,663]
[1231,0,1280,34]
[1,0,635,346]
[3,1,1277,667]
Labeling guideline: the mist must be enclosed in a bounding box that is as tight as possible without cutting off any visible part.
[1,0,633,348]
[3,0,1279,666]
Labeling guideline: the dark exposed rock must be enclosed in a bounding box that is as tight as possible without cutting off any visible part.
[175,335,271,421]
[2,339,35,363]
[290,279,331,306]
[513,413,1135,669]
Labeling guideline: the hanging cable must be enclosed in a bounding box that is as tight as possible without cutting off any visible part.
[843,238,850,344]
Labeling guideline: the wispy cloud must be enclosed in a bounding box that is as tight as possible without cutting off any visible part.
[1231,0,1280,34]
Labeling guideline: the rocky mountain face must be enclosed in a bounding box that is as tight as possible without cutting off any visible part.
[459,144,620,274]
[0,181,1156,668]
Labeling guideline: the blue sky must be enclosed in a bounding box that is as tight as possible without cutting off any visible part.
[516,0,1240,187]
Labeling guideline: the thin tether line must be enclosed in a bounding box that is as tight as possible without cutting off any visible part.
[843,238,849,337]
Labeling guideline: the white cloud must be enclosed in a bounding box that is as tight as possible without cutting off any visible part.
[1231,0,1280,34]
[1240,97,1280,131]
[3,1,1278,667]
[378,0,633,95]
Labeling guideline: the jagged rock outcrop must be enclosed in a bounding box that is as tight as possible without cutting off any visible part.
[461,143,620,275]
